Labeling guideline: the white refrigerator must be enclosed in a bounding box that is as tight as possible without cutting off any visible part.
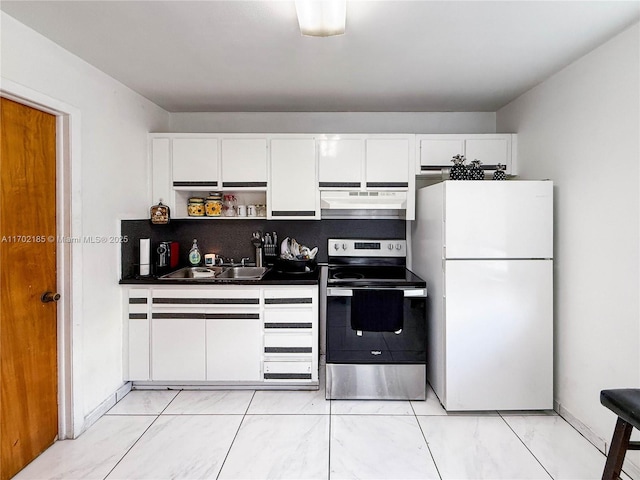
[411,180,553,411]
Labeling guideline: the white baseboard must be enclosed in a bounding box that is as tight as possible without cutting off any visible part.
[78,382,132,438]
[555,400,640,479]
[116,381,133,402]
[554,399,607,452]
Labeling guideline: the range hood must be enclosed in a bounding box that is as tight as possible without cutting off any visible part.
[320,191,408,219]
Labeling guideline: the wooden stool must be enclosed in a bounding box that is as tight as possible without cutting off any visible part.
[601,389,640,480]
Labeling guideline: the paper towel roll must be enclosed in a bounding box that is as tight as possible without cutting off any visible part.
[140,238,150,276]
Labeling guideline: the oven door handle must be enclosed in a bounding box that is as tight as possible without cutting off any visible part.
[327,288,353,297]
[327,288,426,298]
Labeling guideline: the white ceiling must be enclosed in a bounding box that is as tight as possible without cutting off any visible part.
[2,1,639,113]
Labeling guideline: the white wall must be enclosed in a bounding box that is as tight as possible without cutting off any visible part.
[169,111,496,133]
[1,12,170,433]
[497,22,640,470]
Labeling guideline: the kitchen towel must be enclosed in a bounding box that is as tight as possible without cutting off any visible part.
[139,238,150,276]
[351,289,404,332]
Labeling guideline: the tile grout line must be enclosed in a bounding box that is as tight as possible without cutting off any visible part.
[412,400,444,480]
[101,390,181,479]
[497,412,555,480]
[215,389,257,480]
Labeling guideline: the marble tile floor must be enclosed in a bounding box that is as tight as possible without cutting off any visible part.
[15,382,633,480]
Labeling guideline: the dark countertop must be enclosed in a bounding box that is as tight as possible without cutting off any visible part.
[119,266,320,286]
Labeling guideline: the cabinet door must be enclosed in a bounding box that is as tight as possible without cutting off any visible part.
[269,138,318,219]
[419,138,465,171]
[127,290,150,381]
[151,138,172,209]
[206,319,261,381]
[152,318,206,381]
[365,138,410,187]
[221,138,268,188]
[172,138,219,188]
[318,138,363,188]
[465,137,510,169]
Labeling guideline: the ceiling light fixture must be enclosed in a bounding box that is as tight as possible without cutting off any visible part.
[295,0,346,37]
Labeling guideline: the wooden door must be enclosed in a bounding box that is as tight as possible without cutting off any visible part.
[1,98,58,480]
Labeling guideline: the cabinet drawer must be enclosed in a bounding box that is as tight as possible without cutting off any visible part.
[264,333,313,354]
[152,310,260,320]
[264,309,314,329]
[263,361,312,380]
[152,288,260,306]
[264,288,316,301]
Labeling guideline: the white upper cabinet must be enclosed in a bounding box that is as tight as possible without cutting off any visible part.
[172,138,219,188]
[419,139,465,170]
[221,138,268,188]
[269,137,319,220]
[318,137,364,189]
[465,137,511,169]
[365,137,412,188]
[417,134,517,175]
[151,138,171,207]
[317,135,413,191]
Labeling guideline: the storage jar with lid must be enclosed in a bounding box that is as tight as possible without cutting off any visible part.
[187,197,205,216]
[205,192,223,217]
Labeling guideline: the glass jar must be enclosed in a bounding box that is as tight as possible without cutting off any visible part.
[256,204,266,217]
[205,192,223,217]
[150,200,170,224]
[223,194,237,217]
[187,197,205,216]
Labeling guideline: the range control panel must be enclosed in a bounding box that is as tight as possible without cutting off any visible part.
[328,239,406,257]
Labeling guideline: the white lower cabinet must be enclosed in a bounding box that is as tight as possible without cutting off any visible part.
[262,287,319,383]
[206,319,261,381]
[152,318,206,381]
[127,289,151,381]
[124,284,318,386]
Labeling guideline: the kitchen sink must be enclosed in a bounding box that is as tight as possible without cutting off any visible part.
[215,266,270,280]
[159,266,269,281]
[159,266,224,279]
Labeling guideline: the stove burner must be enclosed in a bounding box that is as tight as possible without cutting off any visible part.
[333,272,365,280]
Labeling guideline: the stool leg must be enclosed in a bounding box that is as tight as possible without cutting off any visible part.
[603,417,634,480]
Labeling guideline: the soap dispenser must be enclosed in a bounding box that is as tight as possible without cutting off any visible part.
[188,239,202,266]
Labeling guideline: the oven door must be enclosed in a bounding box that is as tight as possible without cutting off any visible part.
[326,287,427,364]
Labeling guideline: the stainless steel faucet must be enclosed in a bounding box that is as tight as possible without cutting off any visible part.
[251,231,263,267]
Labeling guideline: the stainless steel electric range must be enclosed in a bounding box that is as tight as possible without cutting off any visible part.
[325,239,427,400]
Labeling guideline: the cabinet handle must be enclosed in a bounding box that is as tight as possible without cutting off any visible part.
[366,182,408,188]
[271,211,316,217]
[173,181,218,187]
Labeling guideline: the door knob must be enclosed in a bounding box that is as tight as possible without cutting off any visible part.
[41,291,61,303]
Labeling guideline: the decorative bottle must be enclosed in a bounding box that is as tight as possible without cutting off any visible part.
[188,239,202,266]
[493,163,507,180]
[450,154,468,180]
[468,159,485,180]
